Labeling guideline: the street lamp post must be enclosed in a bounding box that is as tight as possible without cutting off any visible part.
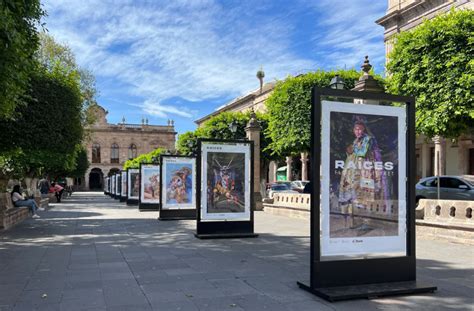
[329,74,345,89]
[228,121,238,139]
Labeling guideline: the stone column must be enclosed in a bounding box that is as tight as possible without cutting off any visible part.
[433,135,446,176]
[269,161,277,183]
[286,156,293,181]
[84,168,90,190]
[420,142,429,178]
[245,110,263,210]
[300,152,308,181]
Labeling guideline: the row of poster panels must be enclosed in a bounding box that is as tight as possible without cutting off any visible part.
[102,142,253,224]
[104,157,199,212]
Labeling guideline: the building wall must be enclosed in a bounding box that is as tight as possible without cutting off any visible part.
[82,105,176,190]
[377,0,473,58]
[379,1,473,177]
[195,82,274,127]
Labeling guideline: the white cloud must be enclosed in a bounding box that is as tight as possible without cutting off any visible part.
[41,0,386,121]
[308,0,387,72]
[139,100,194,119]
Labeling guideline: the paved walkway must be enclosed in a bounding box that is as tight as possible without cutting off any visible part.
[0,192,472,311]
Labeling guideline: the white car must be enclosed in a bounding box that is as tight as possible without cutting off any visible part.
[291,180,309,192]
[267,183,298,198]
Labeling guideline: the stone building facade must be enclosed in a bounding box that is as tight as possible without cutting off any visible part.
[82,104,176,190]
[376,0,473,59]
[195,82,275,125]
[376,0,474,178]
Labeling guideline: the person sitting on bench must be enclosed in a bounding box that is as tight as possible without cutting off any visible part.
[11,185,43,218]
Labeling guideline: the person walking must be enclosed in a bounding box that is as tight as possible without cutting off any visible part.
[38,176,50,198]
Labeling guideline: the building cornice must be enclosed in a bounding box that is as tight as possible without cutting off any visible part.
[194,82,275,125]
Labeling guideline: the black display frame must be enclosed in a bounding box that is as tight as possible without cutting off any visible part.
[297,87,436,301]
[195,138,258,239]
[111,174,118,199]
[138,162,160,211]
[119,170,127,202]
[158,155,197,220]
[126,168,139,205]
[114,173,121,200]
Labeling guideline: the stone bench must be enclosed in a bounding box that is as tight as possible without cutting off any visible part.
[0,192,31,230]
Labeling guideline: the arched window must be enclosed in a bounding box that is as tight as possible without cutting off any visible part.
[92,143,101,163]
[111,143,119,163]
[128,144,137,160]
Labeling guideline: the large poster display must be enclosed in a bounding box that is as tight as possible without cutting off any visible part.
[111,175,116,196]
[127,168,140,200]
[201,142,251,221]
[115,174,121,197]
[140,164,160,204]
[162,157,196,210]
[121,171,127,197]
[321,101,406,258]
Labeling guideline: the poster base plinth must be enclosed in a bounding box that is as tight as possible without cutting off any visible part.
[139,204,160,211]
[297,280,437,302]
[194,232,258,239]
[159,209,195,221]
[119,197,126,202]
[126,199,138,206]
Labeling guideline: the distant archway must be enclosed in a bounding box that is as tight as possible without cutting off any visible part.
[89,168,104,190]
[108,167,121,176]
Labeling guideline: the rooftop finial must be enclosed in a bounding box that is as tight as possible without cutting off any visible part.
[256,66,265,94]
[361,55,372,75]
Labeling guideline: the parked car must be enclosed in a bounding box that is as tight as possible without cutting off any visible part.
[267,183,298,198]
[415,175,474,202]
[291,180,309,193]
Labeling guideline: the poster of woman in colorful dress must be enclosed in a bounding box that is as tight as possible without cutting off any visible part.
[162,157,196,210]
[321,101,406,258]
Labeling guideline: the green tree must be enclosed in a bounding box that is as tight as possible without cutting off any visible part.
[265,69,363,156]
[0,0,44,119]
[386,9,474,139]
[65,146,89,178]
[37,33,98,113]
[0,69,84,177]
[123,148,165,170]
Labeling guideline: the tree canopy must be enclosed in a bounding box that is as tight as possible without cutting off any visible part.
[0,0,44,119]
[386,9,474,139]
[0,35,92,180]
[265,69,364,156]
[176,111,277,164]
[123,148,165,170]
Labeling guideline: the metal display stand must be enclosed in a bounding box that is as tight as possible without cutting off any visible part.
[195,139,258,239]
[138,163,160,211]
[159,155,196,220]
[297,87,436,301]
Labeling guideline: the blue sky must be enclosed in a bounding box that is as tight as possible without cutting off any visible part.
[42,0,388,135]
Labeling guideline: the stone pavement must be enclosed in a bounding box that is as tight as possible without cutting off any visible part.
[0,192,472,311]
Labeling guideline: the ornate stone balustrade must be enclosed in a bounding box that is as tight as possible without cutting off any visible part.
[419,199,473,225]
